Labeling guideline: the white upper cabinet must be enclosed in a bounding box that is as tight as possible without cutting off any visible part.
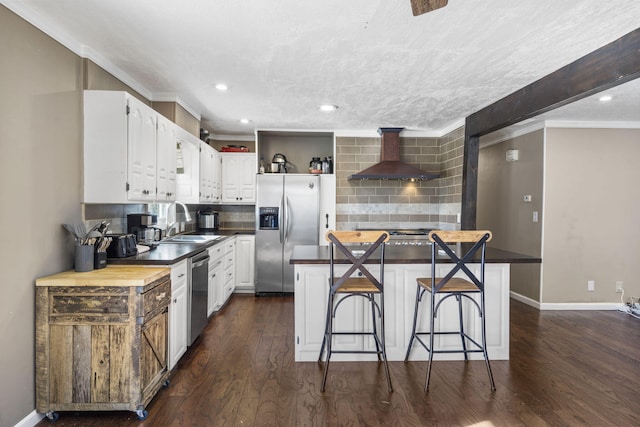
[175,128,201,204]
[156,114,177,202]
[212,149,222,203]
[84,90,179,203]
[221,153,256,204]
[199,142,215,203]
[126,96,157,201]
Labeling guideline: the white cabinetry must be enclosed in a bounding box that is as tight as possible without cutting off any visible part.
[84,90,177,203]
[222,237,236,303]
[294,263,510,362]
[175,130,201,204]
[169,260,188,370]
[126,96,157,201]
[212,150,222,203]
[199,142,216,203]
[156,115,177,202]
[208,242,225,315]
[235,235,255,292]
[221,153,256,204]
[319,174,336,245]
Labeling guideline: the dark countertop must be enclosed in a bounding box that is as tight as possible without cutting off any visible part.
[289,244,541,265]
[108,229,254,266]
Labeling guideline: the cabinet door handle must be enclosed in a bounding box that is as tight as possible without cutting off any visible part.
[178,273,185,278]
[156,292,167,300]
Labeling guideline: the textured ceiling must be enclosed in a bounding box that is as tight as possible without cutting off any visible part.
[3,0,640,138]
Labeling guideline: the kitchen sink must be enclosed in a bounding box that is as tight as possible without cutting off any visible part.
[161,234,223,243]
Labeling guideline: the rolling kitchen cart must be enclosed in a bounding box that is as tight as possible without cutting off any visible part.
[35,266,171,421]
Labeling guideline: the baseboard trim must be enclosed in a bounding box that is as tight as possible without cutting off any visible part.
[510,292,540,309]
[14,410,44,427]
[509,292,620,310]
[540,302,621,310]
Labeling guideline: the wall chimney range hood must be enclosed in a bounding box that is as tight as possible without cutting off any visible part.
[348,128,440,180]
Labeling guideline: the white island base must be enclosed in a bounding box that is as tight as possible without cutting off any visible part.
[294,263,510,362]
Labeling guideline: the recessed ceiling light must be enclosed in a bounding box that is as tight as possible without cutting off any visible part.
[240,118,250,124]
[319,104,339,112]
[215,83,228,91]
[599,94,612,102]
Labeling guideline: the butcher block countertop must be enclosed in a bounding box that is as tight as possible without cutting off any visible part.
[35,265,170,287]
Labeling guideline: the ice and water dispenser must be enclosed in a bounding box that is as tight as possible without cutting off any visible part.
[259,207,279,230]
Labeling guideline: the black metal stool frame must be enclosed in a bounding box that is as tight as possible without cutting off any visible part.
[318,230,392,393]
[404,230,496,392]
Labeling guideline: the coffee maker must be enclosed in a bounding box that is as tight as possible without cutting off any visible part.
[127,213,162,245]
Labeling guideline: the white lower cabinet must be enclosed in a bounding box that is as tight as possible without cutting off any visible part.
[222,237,236,303]
[294,263,510,362]
[294,265,403,361]
[235,235,255,291]
[208,242,225,315]
[169,260,188,370]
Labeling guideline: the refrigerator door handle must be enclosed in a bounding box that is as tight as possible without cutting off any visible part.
[284,196,291,242]
[279,194,285,244]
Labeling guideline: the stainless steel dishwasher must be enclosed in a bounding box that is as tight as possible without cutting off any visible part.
[189,250,210,345]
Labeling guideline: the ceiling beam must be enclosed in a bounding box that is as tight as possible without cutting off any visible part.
[461,27,640,230]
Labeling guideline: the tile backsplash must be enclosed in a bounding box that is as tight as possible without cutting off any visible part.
[335,126,463,231]
[83,203,254,234]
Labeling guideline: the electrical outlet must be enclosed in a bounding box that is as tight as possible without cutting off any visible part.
[587,280,595,291]
[615,281,624,293]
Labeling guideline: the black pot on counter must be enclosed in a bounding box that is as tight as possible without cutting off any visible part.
[197,209,219,231]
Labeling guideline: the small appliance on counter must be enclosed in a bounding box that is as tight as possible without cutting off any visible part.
[127,213,162,247]
[106,234,138,258]
[197,209,219,231]
[271,153,289,173]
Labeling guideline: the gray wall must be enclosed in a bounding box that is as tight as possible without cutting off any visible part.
[0,6,83,425]
[478,126,640,305]
[478,130,544,301]
[543,127,640,304]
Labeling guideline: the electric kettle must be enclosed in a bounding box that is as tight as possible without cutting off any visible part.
[272,153,288,173]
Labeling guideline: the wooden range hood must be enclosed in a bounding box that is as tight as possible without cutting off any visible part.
[348,128,440,180]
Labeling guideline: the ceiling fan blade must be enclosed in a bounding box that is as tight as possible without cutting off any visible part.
[410,0,449,16]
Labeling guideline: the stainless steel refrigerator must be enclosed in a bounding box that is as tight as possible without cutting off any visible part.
[256,174,320,293]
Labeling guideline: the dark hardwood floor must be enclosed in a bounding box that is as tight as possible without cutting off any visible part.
[38,295,640,426]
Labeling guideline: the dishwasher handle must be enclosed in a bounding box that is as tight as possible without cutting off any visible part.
[191,254,210,268]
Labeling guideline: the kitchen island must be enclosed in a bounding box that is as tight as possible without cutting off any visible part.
[290,245,540,362]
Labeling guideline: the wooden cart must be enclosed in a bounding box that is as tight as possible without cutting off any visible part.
[35,266,171,421]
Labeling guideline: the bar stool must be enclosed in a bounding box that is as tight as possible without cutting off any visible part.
[404,230,496,392]
[318,230,392,392]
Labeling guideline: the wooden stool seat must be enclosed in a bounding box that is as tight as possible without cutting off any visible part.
[417,277,480,293]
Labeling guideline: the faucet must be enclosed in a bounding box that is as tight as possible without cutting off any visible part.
[165,201,192,237]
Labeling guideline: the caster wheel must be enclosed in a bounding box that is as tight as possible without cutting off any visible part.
[163,379,170,387]
[136,409,148,420]
[45,412,59,422]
